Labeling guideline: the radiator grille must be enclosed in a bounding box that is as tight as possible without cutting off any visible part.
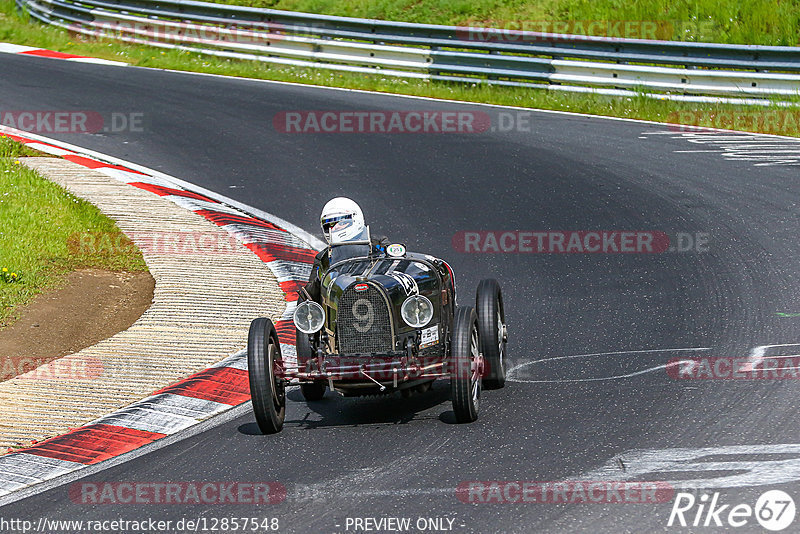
[337,284,393,354]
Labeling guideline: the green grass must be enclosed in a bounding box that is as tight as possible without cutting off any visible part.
[214,0,800,46]
[0,138,49,158]
[0,0,799,142]
[0,137,148,326]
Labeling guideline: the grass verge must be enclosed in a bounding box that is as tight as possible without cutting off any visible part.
[0,136,148,326]
[0,1,798,139]
[213,0,800,46]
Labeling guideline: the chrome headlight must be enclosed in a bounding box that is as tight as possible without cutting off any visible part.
[293,301,325,334]
[401,295,434,328]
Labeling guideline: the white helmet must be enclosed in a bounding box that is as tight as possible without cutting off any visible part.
[320,197,366,244]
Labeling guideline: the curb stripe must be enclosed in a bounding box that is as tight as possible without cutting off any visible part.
[1,132,36,144]
[0,42,128,66]
[244,242,318,264]
[0,454,83,496]
[62,154,145,173]
[195,210,285,230]
[0,125,320,501]
[22,425,166,465]
[128,182,219,202]
[223,224,310,248]
[0,43,38,54]
[274,319,296,345]
[102,168,179,187]
[23,142,76,156]
[210,350,247,370]
[279,280,306,300]
[20,49,86,59]
[264,260,312,283]
[87,394,233,435]
[152,367,250,406]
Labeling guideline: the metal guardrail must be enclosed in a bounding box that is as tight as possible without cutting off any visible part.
[16,0,800,103]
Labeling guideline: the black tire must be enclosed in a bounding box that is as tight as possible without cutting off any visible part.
[295,328,327,401]
[450,306,481,423]
[476,278,507,389]
[248,318,286,434]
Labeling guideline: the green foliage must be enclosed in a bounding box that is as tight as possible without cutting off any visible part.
[0,138,147,325]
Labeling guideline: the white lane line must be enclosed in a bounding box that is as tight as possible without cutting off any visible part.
[741,344,800,372]
[508,362,695,384]
[67,57,128,66]
[0,43,39,54]
[506,347,709,374]
[686,138,796,143]
[579,444,800,490]
[742,345,767,371]
[642,130,800,166]
[506,347,710,384]
[22,143,75,156]
[297,442,800,497]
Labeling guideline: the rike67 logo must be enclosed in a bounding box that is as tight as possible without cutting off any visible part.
[668,490,796,531]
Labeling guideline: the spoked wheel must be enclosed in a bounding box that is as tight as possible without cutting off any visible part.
[476,278,507,389]
[296,328,326,401]
[248,318,286,434]
[450,306,482,423]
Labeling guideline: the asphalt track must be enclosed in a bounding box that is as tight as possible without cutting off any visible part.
[2,54,800,533]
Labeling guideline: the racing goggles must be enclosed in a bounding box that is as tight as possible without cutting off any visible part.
[322,214,353,233]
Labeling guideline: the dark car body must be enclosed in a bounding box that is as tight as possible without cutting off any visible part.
[249,238,506,433]
[291,243,457,395]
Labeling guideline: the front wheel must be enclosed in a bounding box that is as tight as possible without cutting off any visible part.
[248,318,286,434]
[450,306,481,423]
[476,279,507,389]
[296,328,327,401]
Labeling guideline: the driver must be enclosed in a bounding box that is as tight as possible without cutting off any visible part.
[303,197,387,302]
[320,196,367,245]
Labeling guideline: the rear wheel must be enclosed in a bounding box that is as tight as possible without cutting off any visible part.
[450,306,481,423]
[296,328,326,401]
[248,318,285,434]
[476,279,507,389]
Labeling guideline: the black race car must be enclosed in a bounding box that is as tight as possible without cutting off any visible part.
[247,240,507,434]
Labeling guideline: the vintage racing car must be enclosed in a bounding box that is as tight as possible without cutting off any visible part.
[247,204,507,434]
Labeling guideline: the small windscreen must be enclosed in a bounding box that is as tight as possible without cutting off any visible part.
[330,225,370,245]
[330,243,373,265]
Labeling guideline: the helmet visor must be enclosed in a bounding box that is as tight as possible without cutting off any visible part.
[322,214,353,233]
